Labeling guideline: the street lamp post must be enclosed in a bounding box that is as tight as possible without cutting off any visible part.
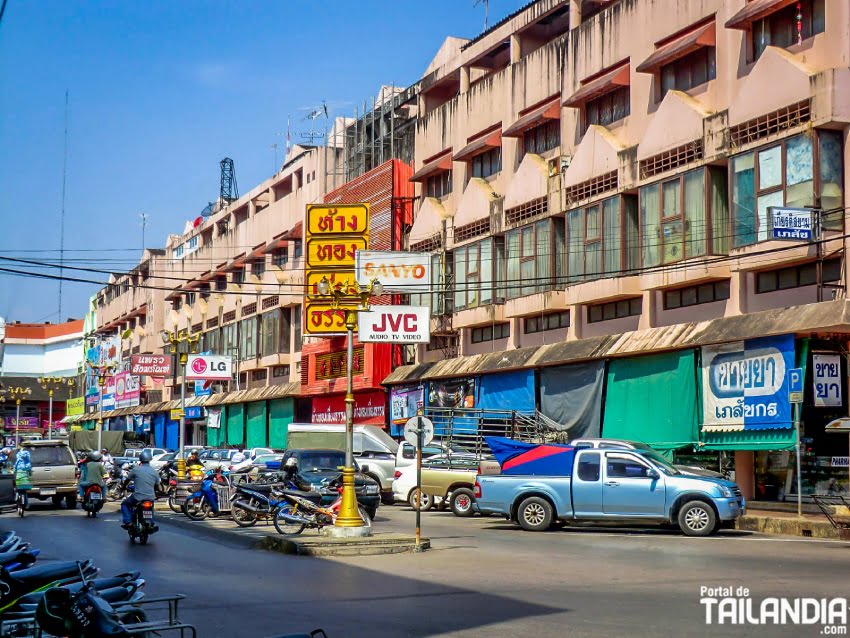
[4,386,33,447]
[87,361,115,452]
[39,377,74,440]
[161,329,201,480]
[316,276,382,530]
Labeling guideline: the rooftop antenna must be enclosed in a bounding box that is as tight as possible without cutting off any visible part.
[474,0,490,30]
[139,212,149,258]
[220,158,238,207]
[301,101,329,144]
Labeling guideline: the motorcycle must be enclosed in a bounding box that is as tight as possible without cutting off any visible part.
[82,484,105,518]
[127,499,158,545]
[230,479,307,528]
[182,471,231,521]
[106,464,131,502]
[273,482,372,536]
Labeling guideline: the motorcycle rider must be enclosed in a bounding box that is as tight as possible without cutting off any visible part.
[100,448,114,472]
[120,449,160,529]
[13,448,33,510]
[79,450,107,501]
[77,451,90,499]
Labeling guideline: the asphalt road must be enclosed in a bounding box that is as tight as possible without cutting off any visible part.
[5,501,850,638]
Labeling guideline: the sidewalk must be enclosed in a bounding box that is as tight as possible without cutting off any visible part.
[738,508,842,539]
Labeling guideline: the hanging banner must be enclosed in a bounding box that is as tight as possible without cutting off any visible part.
[355,250,432,292]
[194,380,212,397]
[130,354,174,377]
[701,335,794,431]
[390,385,425,426]
[813,353,842,408]
[114,372,140,408]
[311,390,386,425]
[358,306,430,343]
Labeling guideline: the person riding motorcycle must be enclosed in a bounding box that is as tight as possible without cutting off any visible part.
[186,451,204,481]
[13,449,33,509]
[100,448,114,472]
[120,450,160,529]
[77,451,90,499]
[79,451,107,501]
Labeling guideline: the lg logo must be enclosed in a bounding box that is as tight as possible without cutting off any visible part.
[191,358,207,375]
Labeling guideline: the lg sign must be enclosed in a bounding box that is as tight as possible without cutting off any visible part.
[358,306,430,344]
[186,355,233,381]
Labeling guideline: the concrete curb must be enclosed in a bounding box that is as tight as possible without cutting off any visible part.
[737,515,839,539]
[259,534,429,557]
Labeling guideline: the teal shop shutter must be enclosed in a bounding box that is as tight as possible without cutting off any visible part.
[225,404,245,447]
[246,402,268,449]
[268,399,293,450]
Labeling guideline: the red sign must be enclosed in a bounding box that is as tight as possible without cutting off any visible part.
[130,354,174,377]
[311,391,386,426]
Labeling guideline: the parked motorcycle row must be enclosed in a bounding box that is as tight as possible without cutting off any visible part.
[173,468,372,536]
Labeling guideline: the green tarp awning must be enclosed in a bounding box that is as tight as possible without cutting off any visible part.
[268,399,293,450]
[602,350,699,452]
[699,428,797,451]
[226,404,245,447]
[246,402,268,449]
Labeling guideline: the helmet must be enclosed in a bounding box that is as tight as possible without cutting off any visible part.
[139,450,153,463]
[285,457,298,469]
[89,451,103,462]
[101,449,108,454]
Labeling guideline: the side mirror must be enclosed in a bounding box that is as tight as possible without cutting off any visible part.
[360,464,370,474]
[647,469,660,480]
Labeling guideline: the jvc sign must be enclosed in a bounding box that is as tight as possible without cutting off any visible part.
[358,306,430,343]
[185,355,233,381]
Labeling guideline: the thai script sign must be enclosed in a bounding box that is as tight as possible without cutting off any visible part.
[701,335,794,431]
[131,354,174,377]
[307,238,368,269]
[185,355,232,381]
[358,306,431,343]
[813,353,842,408]
[66,397,85,416]
[311,390,386,425]
[769,206,814,241]
[114,372,140,409]
[355,251,432,292]
[304,303,359,335]
[315,346,364,381]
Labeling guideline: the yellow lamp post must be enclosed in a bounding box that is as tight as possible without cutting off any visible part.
[3,386,33,447]
[87,361,116,451]
[316,275,382,530]
[161,329,201,480]
[38,376,75,440]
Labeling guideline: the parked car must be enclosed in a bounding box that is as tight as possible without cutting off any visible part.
[114,447,168,467]
[475,438,744,536]
[395,442,476,471]
[418,456,485,517]
[287,423,399,504]
[244,447,274,460]
[250,454,283,471]
[9,440,78,508]
[281,448,380,519]
[198,449,239,470]
[392,461,444,511]
[569,438,725,479]
[150,452,175,471]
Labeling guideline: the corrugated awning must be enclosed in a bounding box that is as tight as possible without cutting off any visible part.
[725,0,798,30]
[564,63,631,108]
[636,21,716,74]
[453,129,502,162]
[410,151,453,182]
[383,300,850,384]
[503,97,560,138]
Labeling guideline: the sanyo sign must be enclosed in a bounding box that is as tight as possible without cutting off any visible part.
[358,306,431,344]
[355,250,431,293]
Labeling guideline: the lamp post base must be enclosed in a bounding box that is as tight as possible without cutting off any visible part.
[176,458,186,481]
[323,525,372,538]
[334,467,366,528]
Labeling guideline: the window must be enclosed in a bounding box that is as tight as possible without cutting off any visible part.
[232,269,244,285]
[221,322,239,359]
[522,121,560,157]
[524,311,570,334]
[199,284,210,300]
[184,292,196,306]
[273,248,288,267]
[588,297,642,323]
[471,147,501,179]
[425,171,452,198]
[577,453,600,481]
[251,259,266,278]
[273,365,290,378]
[568,195,639,282]
[730,133,840,248]
[239,316,258,360]
[660,47,716,97]
[585,86,630,129]
[293,305,302,350]
[203,328,221,354]
[172,298,182,312]
[172,244,184,260]
[251,369,267,382]
[664,280,731,310]
[471,323,510,343]
[756,258,841,294]
[293,240,303,259]
[186,235,199,255]
[215,276,227,291]
[505,219,564,299]
[260,309,281,357]
[410,253,445,316]
[607,456,653,479]
[453,238,504,310]
[640,168,723,267]
[752,0,825,61]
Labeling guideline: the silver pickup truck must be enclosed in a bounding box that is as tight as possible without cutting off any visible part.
[475,443,744,537]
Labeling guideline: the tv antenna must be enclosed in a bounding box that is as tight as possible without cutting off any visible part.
[139,212,149,258]
[474,0,489,30]
[300,101,329,144]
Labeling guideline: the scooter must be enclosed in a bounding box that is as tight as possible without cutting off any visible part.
[127,500,158,545]
[273,482,372,536]
[82,484,105,518]
[181,471,230,521]
[230,478,305,528]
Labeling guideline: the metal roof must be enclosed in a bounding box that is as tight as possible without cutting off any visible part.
[383,300,850,385]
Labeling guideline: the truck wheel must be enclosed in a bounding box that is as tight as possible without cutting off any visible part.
[517,497,553,532]
[678,501,716,537]
[408,489,433,511]
[52,495,64,508]
[450,488,475,517]
[65,494,77,510]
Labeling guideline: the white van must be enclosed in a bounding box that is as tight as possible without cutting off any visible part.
[287,423,399,503]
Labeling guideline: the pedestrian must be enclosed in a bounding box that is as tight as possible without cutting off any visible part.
[13,449,32,511]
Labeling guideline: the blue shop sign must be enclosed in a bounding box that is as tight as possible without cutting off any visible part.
[769,206,813,241]
[184,407,203,420]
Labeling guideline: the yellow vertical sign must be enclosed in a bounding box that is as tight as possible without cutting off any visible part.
[304,203,369,335]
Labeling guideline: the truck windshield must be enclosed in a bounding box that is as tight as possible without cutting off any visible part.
[636,449,681,475]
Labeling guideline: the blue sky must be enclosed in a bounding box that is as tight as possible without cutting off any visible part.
[0,0,522,323]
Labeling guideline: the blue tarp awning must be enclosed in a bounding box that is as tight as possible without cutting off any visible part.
[477,370,535,412]
[485,437,575,476]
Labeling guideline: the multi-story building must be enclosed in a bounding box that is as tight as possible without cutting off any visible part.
[391,0,850,503]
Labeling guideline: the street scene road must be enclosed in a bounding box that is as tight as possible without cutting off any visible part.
[9,502,850,637]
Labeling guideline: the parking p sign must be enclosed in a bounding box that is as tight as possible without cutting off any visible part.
[788,367,804,403]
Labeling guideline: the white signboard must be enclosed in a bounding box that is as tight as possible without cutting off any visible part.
[769,206,814,241]
[813,354,842,408]
[358,306,431,343]
[185,355,233,380]
[355,250,431,292]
